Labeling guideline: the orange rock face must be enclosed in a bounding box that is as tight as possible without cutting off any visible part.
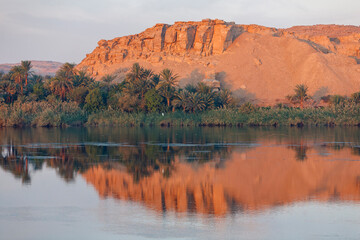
[77,20,360,103]
[79,19,245,72]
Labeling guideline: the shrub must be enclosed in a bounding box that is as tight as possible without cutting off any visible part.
[239,102,257,113]
[145,89,164,112]
[84,88,106,113]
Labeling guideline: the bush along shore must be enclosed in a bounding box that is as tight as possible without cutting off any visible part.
[0,61,360,128]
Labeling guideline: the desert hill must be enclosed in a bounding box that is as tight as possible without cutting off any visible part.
[77,20,360,103]
[0,60,63,76]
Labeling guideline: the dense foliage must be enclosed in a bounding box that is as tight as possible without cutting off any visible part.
[0,61,360,127]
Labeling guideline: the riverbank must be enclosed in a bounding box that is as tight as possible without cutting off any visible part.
[1,101,359,127]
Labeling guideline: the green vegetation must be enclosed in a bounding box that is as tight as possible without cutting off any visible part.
[1,61,360,127]
[286,84,311,109]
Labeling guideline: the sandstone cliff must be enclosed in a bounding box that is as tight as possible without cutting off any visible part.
[77,20,360,103]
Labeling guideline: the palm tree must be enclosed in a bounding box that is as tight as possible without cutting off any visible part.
[156,69,179,107]
[126,63,143,82]
[0,80,16,103]
[159,69,179,87]
[73,71,91,87]
[124,64,154,101]
[330,95,346,106]
[10,66,24,94]
[139,69,154,98]
[56,63,77,82]
[350,92,360,104]
[201,93,215,110]
[6,82,18,103]
[184,84,197,93]
[32,74,44,84]
[101,74,115,84]
[288,84,310,109]
[172,90,190,112]
[187,92,206,112]
[196,82,215,110]
[21,61,32,86]
[49,76,73,101]
[196,82,213,95]
[217,89,233,108]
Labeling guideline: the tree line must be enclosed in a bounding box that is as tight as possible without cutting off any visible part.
[0,62,234,113]
[1,60,360,127]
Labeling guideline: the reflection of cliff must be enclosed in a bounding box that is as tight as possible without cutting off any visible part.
[83,146,360,215]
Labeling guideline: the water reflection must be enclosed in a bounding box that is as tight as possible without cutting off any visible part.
[1,127,360,215]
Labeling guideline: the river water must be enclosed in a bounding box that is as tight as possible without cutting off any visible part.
[1,127,360,239]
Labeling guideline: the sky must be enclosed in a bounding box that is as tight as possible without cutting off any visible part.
[0,0,359,64]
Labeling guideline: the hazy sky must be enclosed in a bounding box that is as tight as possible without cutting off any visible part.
[0,0,359,64]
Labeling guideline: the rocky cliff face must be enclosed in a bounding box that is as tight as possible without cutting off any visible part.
[79,19,251,73]
[78,20,360,103]
[285,25,360,59]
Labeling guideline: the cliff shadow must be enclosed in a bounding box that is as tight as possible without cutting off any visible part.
[350,57,360,64]
[312,86,329,102]
[298,39,332,54]
[113,67,130,82]
[215,71,227,88]
[232,89,258,104]
[179,69,205,87]
[219,72,257,103]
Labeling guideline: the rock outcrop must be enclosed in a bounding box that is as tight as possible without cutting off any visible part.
[78,20,360,103]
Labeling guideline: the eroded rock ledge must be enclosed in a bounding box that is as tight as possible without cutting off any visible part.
[78,19,277,75]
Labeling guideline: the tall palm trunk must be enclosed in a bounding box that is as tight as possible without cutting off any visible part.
[61,87,66,101]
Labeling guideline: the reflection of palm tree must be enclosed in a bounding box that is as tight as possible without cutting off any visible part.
[351,147,360,156]
[0,127,234,184]
[22,157,31,184]
[289,142,308,161]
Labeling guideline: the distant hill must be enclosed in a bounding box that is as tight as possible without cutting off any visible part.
[78,19,360,104]
[0,61,63,76]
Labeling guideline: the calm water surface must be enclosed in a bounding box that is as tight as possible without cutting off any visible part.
[1,127,360,240]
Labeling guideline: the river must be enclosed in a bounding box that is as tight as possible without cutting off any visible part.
[1,127,360,239]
